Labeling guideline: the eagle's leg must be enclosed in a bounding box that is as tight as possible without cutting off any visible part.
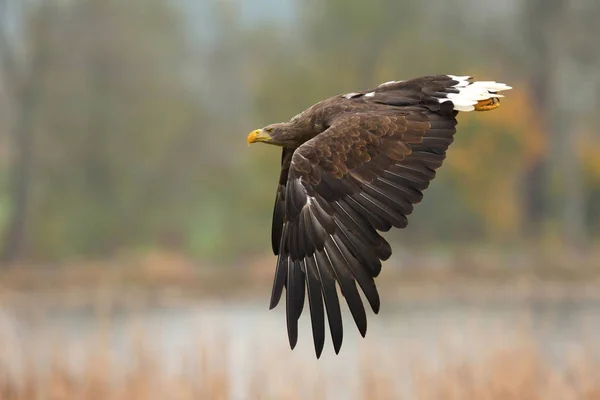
[474,96,501,111]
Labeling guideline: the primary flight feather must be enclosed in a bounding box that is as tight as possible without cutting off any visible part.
[247,75,512,358]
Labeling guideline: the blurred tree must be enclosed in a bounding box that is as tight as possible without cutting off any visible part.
[0,0,213,260]
[520,0,600,246]
[435,0,600,245]
[519,0,563,240]
[36,0,209,259]
[0,0,55,262]
[1,0,598,265]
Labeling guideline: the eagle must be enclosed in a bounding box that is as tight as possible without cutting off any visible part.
[247,75,511,358]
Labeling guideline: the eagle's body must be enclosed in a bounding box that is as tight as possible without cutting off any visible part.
[247,75,511,358]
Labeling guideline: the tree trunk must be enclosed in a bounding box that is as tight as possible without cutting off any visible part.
[0,80,37,262]
[0,2,52,263]
[524,68,551,239]
[521,0,568,240]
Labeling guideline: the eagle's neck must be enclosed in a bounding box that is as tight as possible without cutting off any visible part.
[283,116,323,147]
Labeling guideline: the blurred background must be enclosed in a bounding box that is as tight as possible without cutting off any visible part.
[0,0,600,399]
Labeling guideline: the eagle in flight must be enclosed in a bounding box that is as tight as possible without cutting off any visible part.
[247,75,512,358]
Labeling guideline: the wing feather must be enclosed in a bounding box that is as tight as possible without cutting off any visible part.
[285,256,304,349]
[314,248,343,353]
[305,256,325,358]
[269,230,288,309]
[331,229,381,311]
[272,149,294,254]
[326,235,368,336]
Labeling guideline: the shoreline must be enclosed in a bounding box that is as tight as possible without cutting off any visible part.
[3,278,600,313]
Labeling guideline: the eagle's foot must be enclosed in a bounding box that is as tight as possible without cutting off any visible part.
[474,96,500,111]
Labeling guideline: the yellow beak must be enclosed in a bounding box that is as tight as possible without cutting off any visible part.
[247,129,272,144]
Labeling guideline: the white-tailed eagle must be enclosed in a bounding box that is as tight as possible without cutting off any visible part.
[247,75,512,358]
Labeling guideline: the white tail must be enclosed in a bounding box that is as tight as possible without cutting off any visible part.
[439,75,512,112]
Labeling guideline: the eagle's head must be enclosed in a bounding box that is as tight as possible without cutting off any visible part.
[247,122,296,147]
[248,115,319,147]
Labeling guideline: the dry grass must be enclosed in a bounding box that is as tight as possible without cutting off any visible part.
[0,326,599,400]
[413,344,600,400]
[0,327,231,400]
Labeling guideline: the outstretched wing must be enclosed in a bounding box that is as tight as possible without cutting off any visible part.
[270,109,458,357]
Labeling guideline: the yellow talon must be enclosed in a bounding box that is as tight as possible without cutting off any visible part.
[474,97,501,111]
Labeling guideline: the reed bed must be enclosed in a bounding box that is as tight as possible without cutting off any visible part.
[1,320,599,400]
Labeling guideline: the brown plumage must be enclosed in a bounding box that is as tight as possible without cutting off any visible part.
[247,75,512,358]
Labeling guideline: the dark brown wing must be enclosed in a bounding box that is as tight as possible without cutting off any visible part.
[271,148,294,255]
[269,109,457,358]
